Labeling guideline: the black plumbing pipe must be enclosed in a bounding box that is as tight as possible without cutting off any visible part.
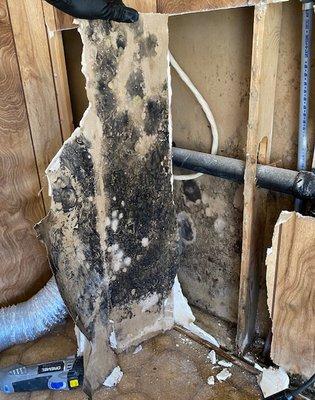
[172,147,315,201]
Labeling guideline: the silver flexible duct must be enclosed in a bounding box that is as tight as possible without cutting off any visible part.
[0,278,68,352]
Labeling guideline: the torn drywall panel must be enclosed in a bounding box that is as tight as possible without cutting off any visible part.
[257,367,289,398]
[266,211,315,379]
[36,14,179,394]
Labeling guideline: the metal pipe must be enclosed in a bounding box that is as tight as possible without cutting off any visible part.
[298,1,313,171]
[296,1,313,210]
[173,147,315,200]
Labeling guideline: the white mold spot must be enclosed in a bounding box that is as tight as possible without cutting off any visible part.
[124,257,132,266]
[141,237,149,247]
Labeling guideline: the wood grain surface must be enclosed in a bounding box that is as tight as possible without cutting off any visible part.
[266,212,315,378]
[7,0,64,209]
[237,3,283,352]
[42,2,74,141]
[0,0,51,306]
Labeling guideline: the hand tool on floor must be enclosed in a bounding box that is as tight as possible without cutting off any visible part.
[0,356,83,394]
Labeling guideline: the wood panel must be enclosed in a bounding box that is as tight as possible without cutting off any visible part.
[266,212,315,378]
[42,2,74,141]
[7,0,64,209]
[157,0,287,13]
[237,3,283,352]
[0,0,50,306]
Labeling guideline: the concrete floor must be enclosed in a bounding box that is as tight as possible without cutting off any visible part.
[0,318,262,400]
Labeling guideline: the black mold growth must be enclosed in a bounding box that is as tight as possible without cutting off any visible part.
[40,18,178,341]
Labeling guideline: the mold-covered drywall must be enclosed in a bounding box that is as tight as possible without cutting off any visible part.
[37,15,179,394]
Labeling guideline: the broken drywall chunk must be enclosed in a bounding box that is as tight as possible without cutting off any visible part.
[207,376,215,386]
[133,345,143,355]
[216,368,232,382]
[257,367,289,398]
[103,367,123,388]
[36,14,178,395]
[207,350,217,365]
[218,360,233,368]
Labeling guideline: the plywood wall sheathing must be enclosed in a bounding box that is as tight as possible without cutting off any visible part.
[42,2,74,140]
[237,3,283,352]
[266,212,315,378]
[7,0,64,209]
[0,0,50,306]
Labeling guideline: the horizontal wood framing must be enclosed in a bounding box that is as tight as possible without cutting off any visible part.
[44,0,287,32]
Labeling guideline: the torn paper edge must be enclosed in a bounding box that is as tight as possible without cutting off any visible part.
[173,276,220,347]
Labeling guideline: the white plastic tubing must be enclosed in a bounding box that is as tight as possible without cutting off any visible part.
[0,278,67,352]
[169,52,219,181]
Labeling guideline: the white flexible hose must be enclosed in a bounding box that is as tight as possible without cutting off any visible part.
[169,52,219,181]
[0,278,68,352]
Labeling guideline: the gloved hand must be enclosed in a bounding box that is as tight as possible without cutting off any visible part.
[45,0,139,23]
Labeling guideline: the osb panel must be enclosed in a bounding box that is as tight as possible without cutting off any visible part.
[37,15,178,393]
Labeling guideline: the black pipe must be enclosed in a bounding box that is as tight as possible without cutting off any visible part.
[172,147,315,200]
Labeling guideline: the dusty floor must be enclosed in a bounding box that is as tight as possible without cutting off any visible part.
[0,318,262,400]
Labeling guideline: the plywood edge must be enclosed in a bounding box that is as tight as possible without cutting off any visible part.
[266,211,315,378]
[265,211,293,316]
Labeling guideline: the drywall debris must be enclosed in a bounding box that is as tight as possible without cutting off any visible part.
[133,345,143,355]
[36,14,178,395]
[103,367,123,388]
[254,363,264,372]
[257,367,289,398]
[218,360,233,368]
[244,353,255,364]
[207,376,215,386]
[172,276,220,347]
[216,368,232,382]
[207,350,217,365]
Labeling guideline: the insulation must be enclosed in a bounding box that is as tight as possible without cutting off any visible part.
[36,15,179,394]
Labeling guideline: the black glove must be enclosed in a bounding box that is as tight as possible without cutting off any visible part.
[45,0,139,23]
